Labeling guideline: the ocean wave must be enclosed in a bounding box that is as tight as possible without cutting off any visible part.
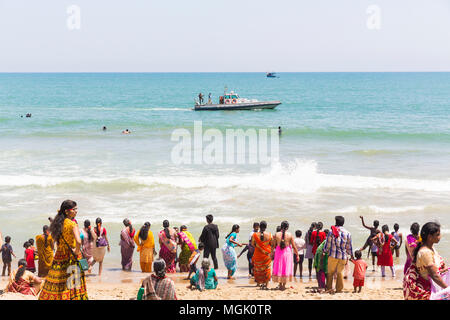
[346,149,421,156]
[1,159,450,193]
[284,127,450,141]
[332,205,428,214]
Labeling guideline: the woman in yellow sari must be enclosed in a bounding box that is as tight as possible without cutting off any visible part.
[39,200,88,300]
[35,225,54,277]
[251,221,273,290]
[134,222,156,273]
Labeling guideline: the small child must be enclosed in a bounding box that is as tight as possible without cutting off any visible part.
[23,241,36,273]
[185,242,205,280]
[28,238,38,260]
[370,240,379,271]
[293,230,306,278]
[350,250,368,293]
[237,222,259,277]
[1,236,16,276]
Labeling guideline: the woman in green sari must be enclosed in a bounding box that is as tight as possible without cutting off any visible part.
[177,225,197,272]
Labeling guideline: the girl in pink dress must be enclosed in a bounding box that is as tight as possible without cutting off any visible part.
[272,221,299,290]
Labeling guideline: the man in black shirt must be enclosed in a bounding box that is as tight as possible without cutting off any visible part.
[199,214,220,269]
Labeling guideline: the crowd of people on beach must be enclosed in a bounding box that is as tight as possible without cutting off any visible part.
[1,199,449,300]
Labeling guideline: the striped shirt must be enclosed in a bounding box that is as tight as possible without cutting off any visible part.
[323,226,353,260]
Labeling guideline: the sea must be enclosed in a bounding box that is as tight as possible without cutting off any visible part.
[0,72,449,279]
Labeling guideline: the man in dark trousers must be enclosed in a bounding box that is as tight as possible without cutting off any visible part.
[199,214,220,270]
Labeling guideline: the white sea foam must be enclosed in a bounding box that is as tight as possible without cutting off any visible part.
[1,159,449,193]
[333,205,428,214]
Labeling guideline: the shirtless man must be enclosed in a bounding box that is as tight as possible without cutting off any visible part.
[359,216,380,252]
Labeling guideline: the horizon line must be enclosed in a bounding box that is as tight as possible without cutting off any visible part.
[1,71,450,74]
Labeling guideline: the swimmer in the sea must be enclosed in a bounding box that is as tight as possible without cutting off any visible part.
[122,129,131,134]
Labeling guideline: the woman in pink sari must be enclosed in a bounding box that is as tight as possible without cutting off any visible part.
[120,219,136,271]
[404,222,420,274]
[272,221,299,290]
[158,220,178,273]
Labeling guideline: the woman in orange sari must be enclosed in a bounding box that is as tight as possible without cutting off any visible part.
[134,222,156,272]
[35,225,54,277]
[251,221,273,290]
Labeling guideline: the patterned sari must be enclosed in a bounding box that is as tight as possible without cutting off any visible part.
[39,218,88,300]
[134,230,155,273]
[159,230,177,273]
[142,274,177,300]
[6,269,42,296]
[120,227,135,271]
[252,232,273,284]
[35,234,54,277]
[178,231,197,272]
[222,233,238,276]
[403,249,446,300]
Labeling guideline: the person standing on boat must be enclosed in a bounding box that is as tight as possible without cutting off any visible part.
[198,93,204,105]
[208,93,212,104]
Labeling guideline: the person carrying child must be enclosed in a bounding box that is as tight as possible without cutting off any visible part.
[350,250,368,293]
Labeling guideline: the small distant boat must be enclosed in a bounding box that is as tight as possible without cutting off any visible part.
[266,72,278,78]
[194,88,281,111]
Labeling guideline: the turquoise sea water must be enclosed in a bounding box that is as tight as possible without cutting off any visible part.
[0,72,449,273]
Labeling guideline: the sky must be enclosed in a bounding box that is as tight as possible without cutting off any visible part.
[0,0,449,72]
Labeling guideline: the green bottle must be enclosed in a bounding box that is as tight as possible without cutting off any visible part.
[137,286,144,300]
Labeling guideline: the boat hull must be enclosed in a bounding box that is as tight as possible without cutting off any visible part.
[194,101,281,111]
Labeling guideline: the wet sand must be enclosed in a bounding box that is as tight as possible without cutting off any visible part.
[0,264,404,300]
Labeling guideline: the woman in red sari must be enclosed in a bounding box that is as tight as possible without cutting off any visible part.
[6,259,43,296]
[403,222,448,300]
[251,221,273,290]
[373,225,398,277]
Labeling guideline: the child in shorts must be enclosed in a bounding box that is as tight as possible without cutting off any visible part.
[1,236,16,276]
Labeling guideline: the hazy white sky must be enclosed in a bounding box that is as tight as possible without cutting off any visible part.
[0,0,449,72]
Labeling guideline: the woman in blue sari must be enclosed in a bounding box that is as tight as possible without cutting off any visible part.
[221,225,243,279]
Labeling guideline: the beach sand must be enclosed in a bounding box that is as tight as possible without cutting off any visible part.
[0,267,404,300]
